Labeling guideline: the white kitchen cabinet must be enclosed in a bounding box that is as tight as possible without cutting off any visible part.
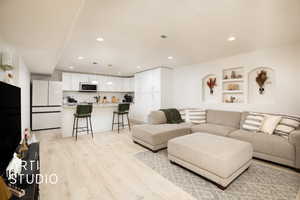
[48,81,63,105]
[62,73,73,91]
[62,72,134,92]
[72,73,88,91]
[132,67,172,122]
[88,75,99,84]
[121,78,130,92]
[113,77,122,91]
[96,75,105,91]
[32,112,61,130]
[129,77,135,92]
[32,80,49,106]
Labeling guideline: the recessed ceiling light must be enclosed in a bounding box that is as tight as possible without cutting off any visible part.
[69,66,74,69]
[228,36,236,41]
[160,35,168,39]
[92,62,98,65]
[168,56,173,60]
[137,66,141,69]
[77,56,84,60]
[96,37,104,42]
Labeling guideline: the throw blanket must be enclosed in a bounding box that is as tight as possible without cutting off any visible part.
[160,108,184,124]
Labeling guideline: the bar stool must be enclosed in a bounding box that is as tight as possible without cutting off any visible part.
[112,103,131,133]
[72,104,94,140]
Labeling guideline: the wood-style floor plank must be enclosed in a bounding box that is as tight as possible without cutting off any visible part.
[36,129,196,200]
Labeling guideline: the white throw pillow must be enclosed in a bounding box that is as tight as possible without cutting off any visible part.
[261,114,282,135]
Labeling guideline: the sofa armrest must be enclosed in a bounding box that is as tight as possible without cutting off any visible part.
[289,130,300,146]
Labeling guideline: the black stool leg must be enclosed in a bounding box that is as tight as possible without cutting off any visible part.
[75,117,79,141]
[72,116,76,137]
[126,113,131,131]
[112,113,115,131]
[117,114,120,133]
[89,116,94,138]
[86,117,89,134]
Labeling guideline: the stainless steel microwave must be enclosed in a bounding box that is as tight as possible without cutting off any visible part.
[79,82,98,92]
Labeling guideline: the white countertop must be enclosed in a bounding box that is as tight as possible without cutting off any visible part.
[63,103,119,109]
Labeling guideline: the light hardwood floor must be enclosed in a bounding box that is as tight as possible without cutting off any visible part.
[36,128,300,200]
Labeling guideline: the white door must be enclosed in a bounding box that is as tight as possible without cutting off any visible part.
[32,80,49,106]
[62,73,73,91]
[49,81,62,106]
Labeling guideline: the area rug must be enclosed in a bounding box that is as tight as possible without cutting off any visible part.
[135,150,300,200]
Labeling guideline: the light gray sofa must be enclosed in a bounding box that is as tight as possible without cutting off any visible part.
[132,111,192,152]
[132,109,300,171]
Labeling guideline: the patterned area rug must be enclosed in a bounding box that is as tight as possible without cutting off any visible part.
[135,150,300,200]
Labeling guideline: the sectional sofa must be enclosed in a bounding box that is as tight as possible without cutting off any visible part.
[132,109,300,171]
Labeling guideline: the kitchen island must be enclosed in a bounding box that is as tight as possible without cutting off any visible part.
[62,104,119,137]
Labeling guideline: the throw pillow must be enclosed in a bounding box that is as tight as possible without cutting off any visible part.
[274,117,300,139]
[188,109,206,124]
[242,113,265,132]
[148,111,167,124]
[261,114,282,135]
[179,109,187,122]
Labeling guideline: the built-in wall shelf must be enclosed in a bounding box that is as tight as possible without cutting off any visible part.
[222,67,245,103]
[222,78,243,83]
[222,90,244,94]
[202,74,219,103]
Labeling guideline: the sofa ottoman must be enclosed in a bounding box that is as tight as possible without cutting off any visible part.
[168,132,253,189]
[132,123,192,152]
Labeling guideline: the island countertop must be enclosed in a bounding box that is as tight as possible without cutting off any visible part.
[63,103,119,109]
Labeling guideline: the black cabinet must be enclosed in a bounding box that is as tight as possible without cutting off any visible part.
[11,143,40,200]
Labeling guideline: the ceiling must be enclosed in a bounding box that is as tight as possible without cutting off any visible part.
[1,0,300,76]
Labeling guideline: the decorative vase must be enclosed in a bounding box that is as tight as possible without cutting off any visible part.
[4,71,14,84]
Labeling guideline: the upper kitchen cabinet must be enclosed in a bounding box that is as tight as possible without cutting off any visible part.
[48,81,63,106]
[62,72,134,92]
[88,74,99,84]
[32,80,63,106]
[72,73,88,91]
[62,73,73,91]
[32,80,49,106]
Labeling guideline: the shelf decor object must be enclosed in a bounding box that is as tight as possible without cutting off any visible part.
[256,70,268,94]
[248,67,275,104]
[207,77,217,94]
[202,74,219,103]
[222,67,245,103]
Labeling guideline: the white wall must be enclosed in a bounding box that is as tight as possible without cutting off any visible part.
[0,36,31,133]
[172,43,300,116]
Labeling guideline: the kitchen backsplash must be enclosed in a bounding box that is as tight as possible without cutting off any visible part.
[63,91,134,104]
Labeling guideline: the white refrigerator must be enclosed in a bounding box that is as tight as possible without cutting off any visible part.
[31,80,62,131]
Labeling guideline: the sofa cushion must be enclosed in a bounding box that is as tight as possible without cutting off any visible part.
[147,111,167,124]
[132,123,191,146]
[229,129,295,161]
[206,109,241,128]
[191,123,237,136]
